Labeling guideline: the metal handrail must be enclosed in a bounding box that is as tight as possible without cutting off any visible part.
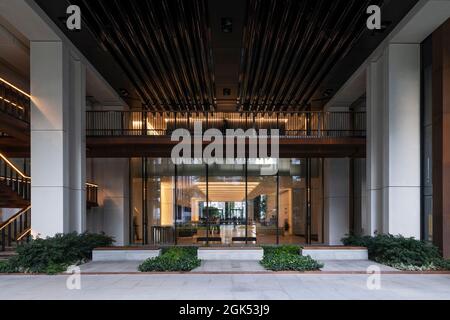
[86,110,366,138]
[0,206,31,232]
[0,153,30,179]
[0,77,30,122]
[0,153,31,201]
[0,206,31,251]
[86,182,99,206]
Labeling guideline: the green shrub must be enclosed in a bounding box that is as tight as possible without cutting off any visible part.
[160,246,198,256]
[8,232,114,274]
[260,245,322,271]
[262,245,302,256]
[0,260,17,273]
[342,234,450,271]
[261,253,323,271]
[139,247,200,272]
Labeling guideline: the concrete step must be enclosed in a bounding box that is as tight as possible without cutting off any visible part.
[302,246,368,260]
[92,247,161,261]
[198,247,264,261]
[0,249,17,262]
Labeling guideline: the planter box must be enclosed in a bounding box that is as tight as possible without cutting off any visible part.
[93,247,161,261]
[198,247,264,261]
[302,247,368,260]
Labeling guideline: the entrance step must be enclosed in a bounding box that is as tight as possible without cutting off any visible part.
[302,246,368,260]
[92,247,161,261]
[0,249,17,262]
[198,247,264,261]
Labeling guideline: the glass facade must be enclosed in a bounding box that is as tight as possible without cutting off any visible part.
[130,158,324,246]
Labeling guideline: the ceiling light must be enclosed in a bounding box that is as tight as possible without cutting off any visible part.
[221,18,233,33]
[119,88,129,97]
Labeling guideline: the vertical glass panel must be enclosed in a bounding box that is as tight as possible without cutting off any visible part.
[279,159,307,244]
[248,159,278,245]
[130,158,143,244]
[176,163,206,245]
[207,163,246,246]
[278,159,324,245]
[130,158,175,245]
[310,159,324,244]
[147,158,174,245]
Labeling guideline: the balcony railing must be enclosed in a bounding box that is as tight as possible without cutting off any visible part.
[86,182,99,208]
[0,77,30,123]
[86,111,366,138]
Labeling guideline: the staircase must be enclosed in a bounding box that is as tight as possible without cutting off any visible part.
[0,153,99,252]
[0,153,31,252]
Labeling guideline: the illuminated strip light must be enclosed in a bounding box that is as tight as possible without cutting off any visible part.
[1,153,98,188]
[164,118,289,123]
[0,76,31,99]
[0,177,31,184]
[86,182,99,188]
[0,96,24,110]
[131,120,161,136]
[0,153,30,179]
[0,177,97,188]
[17,228,32,241]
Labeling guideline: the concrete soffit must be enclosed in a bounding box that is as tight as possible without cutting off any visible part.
[326,0,450,108]
[0,0,126,107]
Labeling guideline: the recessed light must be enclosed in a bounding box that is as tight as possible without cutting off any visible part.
[221,18,233,33]
[119,88,129,97]
[223,88,231,96]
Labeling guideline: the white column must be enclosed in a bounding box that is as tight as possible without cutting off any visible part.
[68,56,87,233]
[366,43,421,238]
[366,58,384,236]
[30,41,86,238]
[323,159,350,245]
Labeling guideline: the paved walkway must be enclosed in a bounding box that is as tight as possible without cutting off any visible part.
[79,260,397,273]
[80,261,142,273]
[1,273,450,300]
[319,260,398,272]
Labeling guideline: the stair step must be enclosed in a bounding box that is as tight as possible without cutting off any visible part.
[0,251,17,261]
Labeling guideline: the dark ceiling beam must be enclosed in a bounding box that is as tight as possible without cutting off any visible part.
[296,0,373,108]
[300,0,374,106]
[238,0,388,112]
[76,0,216,111]
[35,0,419,112]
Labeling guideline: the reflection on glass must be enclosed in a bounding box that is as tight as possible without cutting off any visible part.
[176,164,206,245]
[130,158,324,246]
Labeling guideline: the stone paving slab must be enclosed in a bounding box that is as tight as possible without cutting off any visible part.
[320,260,399,272]
[80,261,142,273]
[1,274,450,300]
[78,259,398,274]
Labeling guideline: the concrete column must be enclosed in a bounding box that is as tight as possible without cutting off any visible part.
[30,41,86,238]
[366,43,421,238]
[68,56,86,233]
[323,159,350,245]
[366,59,384,236]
